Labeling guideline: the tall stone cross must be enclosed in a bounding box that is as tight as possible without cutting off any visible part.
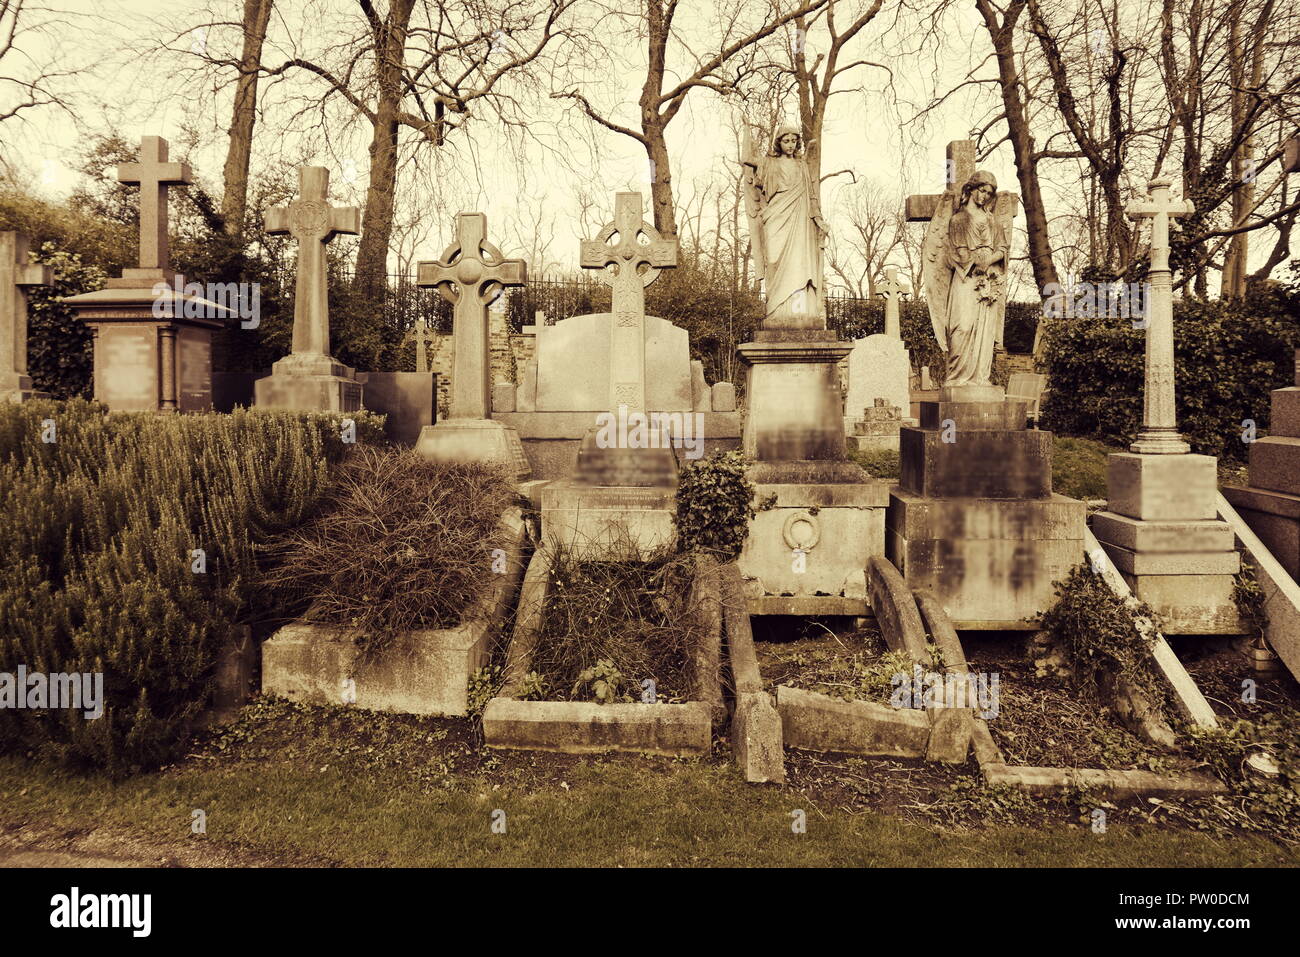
[877,265,908,339]
[580,192,677,412]
[1126,178,1194,454]
[906,139,1021,224]
[0,231,53,400]
[117,136,192,273]
[265,167,360,358]
[417,212,526,419]
[403,317,437,374]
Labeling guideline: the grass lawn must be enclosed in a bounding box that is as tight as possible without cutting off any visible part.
[0,698,1293,868]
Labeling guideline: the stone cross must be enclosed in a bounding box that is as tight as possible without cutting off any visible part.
[905,140,975,222]
[403,317,437,374]
[116,136,192,272]
[876,265,908,339]
[265,166,360,357]
[580,192,677,412]
[1126,178,1195,454]
[417,212,526,419]
[0,231,53,399]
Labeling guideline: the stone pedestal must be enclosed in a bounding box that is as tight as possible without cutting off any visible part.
[737,330,890,610]
[254,351,362,412]
[1095,453,1242,633]
[844,334,911,434]
[847,399,903,452]
[64,275,226,412]
[887,388,1086,627]
[415,418,531,481]
[1225,364,1300,580]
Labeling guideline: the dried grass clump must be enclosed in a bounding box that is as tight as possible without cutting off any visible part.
[265,448,516,658]
[531,546,701,701]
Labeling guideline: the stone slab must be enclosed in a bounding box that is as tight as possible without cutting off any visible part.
[1269,386,1300,438]
[982,765,1225,799]
[356,371,435,445]
[491,381,516,413]
[887,490,1086,625]
[739,501,884,598]
[535,313,692,412]
[1089,510,1235,553]
[414,418,530,481]
[1221,487,1300,579]
[745,595,871,616]
[540,480,676,559]
[1097,542,1239,576]
[254,369,362,412]
[1106,452,1217,521]
[918,399,1030,431]
[1120,572,1246,634]
[775,685,930,757]
[1246,435,1300,496]
[732,691,786,784]
[899,427,1051,499]
[1218,492,1300,681]
[482,698,711,755]
[711,381,736,412]
[867,555,931,664]
[844,334,910,434]
[690,359,710,411]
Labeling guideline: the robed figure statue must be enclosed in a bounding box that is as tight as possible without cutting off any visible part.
[741,122,828,328]
[922,170,1012,392]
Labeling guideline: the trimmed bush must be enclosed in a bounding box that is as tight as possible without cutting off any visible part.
[0,400,383,775]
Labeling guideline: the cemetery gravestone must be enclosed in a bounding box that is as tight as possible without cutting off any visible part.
[255,166,363,412]
[844,265,912,438]
[0,231,53,403]
[1093,178,1242,633]
[64,136,228,412]
[412,212,530,480]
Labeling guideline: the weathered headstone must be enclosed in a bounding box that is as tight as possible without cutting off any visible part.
[412,212,530,480]
[255,166,362,412]
[844,265,911,437]
[579,191,677,413]
[1094,177,1242,633]
[0,231,53,403]
[63,135,228,412]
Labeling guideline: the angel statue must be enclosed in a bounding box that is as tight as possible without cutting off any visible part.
[740,121,829,328]
[921,169,1012,394]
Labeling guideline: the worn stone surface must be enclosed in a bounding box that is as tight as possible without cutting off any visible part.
[482,699,711,755]
[776,685,930,757]
[888,490,1085,626]
[711,380,736,412]
[900,426,1051,499]
[540,480,676,558]
[740,497,885,597]
[732,691,786,783]
[415,418,530,481]
[492,381,516,413]
[844,335,910,434]
[1106,452,1217,520]
[983,764,1225,799]
[1245,436,1300,497]
[689,555,725,726]
[690,360,711,411]
[355,371,435,444]
[918,398,1029,432]
[738,337,851,461]
[211,626,256,724]
[1121,572,1245,634]
[1090,511,1235,553]
[1222,488,1300,578]
[925,707,972,764]
[868,555,931,664]
[501,546,552,692]
[1098,542,1239,576]
[1269,386,1300,436]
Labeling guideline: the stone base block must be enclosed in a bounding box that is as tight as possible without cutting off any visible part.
[0,373,49,403]
[414,418,530,481]
[887,490,1086,625]
[847,432,901,452]
[1120,572,1245,634]
[919,399,1029,431]
[732,691,786,784]
[1090,511,1235,553]
[1097,541,1239,576]
[1106,452,1217,520]
[776,685,930,756]
[738,480,888,598]
[482,699,711,755]
[540,480,676,559]
[355,371,435,445]
[1223,484,1300,579]
[1270,387,1300,438]
[900,426,1052,499]
[255,367,362,412]
[1246,436,1300,496]
[262,620,492,715]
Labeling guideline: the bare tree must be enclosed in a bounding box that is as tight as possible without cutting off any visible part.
[552,0,833,236]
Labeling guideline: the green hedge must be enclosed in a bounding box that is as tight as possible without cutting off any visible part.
[1040,284,1300,462]
[0,400,384,775]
